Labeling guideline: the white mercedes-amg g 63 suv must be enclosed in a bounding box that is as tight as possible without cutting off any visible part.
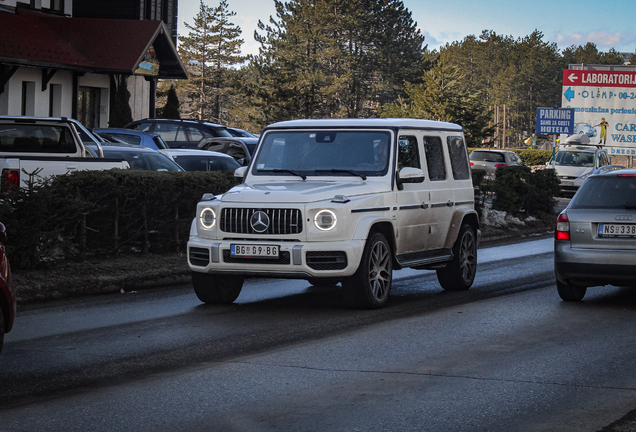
[187,118,479,308]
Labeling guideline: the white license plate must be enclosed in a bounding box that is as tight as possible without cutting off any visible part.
[562,181,573,186]
[598,224,636,237]
[230,244,279,258]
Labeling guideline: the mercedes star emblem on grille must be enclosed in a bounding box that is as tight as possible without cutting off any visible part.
[250,211,270,233]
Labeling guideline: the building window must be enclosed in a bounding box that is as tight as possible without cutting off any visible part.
[21,81,35,116]
[78,86,101,128]
[49,84,62,117]
[51,0,64,13]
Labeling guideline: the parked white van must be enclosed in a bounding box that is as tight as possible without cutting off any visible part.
[187,118,480,308]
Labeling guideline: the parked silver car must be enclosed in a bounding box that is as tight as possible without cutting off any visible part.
[554,168,636,301]
[469,149,524,177]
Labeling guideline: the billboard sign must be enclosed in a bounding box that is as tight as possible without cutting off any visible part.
[536,108,574,135]
[562,69,636,154]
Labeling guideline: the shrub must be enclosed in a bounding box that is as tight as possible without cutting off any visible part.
[492,166,559,216]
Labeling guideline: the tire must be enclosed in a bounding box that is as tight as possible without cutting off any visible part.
[342,232,393,309]
[437,223,477,291]
[556,280,586,301]
[191,272,244,304]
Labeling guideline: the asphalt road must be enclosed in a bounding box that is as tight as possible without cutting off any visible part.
[2,237,636,431]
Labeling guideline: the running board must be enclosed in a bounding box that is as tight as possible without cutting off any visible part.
[396,249,453,269]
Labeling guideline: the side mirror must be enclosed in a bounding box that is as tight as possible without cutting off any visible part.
[234,166,247,180]
[396,167,425,190]
[398,167,426,182]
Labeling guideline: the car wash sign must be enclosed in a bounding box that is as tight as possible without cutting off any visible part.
[536,108,574,134]
[562,69,636,152]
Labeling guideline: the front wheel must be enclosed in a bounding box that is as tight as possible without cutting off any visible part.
[556,280,586,301]
[191,272,244,304]
[437,223,477,291]
[342,232,393,309]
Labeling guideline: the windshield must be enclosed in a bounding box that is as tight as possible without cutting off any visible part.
[570,175,636,209]
[553,151,595,167]
[252,130,391,178]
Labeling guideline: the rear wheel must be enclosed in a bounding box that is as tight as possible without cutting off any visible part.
[557,280,586,301]
[191,272,244,304]
[342,232,392,309]
[437,223,477,291]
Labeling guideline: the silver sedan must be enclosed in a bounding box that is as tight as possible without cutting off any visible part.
[554,168,636,301]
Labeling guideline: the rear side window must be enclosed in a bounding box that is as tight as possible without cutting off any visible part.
[0,124,76,153]
[423,135,446,181]
[570,176,636,209]
[447,136,470,180]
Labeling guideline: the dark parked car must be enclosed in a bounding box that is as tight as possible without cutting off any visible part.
[160,149,241,172]
[100,143,184,172]
[0,222,15,355]
[93,128,169,150]
[555,168,636,301]
[227,127,258,138]
[469,149,524,176]
[124,118,259,164]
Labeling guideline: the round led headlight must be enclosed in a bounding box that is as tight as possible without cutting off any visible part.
[200,208,216,229]
[314,209,337,231]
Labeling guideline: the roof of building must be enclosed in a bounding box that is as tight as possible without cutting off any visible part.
[0,8,187,79]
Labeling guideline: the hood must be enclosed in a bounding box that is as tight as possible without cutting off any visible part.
[554,165,592,178]
[220,180,390,204]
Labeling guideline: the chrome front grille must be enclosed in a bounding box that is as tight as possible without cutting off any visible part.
[220,208,303,235]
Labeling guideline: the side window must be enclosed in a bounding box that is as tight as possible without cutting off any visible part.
[397,135,420,171]
[185,126,204,143]
[447,136,470,180]
[154,123,180,141]
[423,135,446,181]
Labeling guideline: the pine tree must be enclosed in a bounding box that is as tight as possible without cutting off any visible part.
[178,0,244,122]
[161,85,181,119]
[251,0,425,121]
[109,75,133,127]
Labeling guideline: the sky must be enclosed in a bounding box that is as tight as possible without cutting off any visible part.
[177,0,636,57]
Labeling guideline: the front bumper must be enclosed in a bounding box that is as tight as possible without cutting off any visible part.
[187,237,365,279]
[558,178,583,195]
[554,241,636,287]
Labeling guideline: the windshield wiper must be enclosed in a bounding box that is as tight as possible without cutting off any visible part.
[315,169,367,180]
[259,169,307,180]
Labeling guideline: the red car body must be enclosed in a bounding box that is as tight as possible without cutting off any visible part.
[0,223,15,354]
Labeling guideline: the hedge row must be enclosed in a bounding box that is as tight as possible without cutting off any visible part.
[468,148,553,166]
[0,170,238,269]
